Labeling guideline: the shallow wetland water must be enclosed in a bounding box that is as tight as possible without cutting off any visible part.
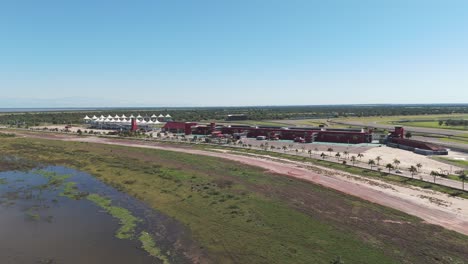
[0,166,195,264]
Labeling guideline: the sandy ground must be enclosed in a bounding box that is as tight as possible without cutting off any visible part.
[362,146,465,174]
[9,131,468,236]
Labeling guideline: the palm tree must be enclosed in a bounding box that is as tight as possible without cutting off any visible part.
[350,156,356,166]
[327,148,334,156]
[376,156,382,165]
[282,146,287,153]
[308,149,312,158]
[458,171,466,190]
[343,151,349,160]
[416,163,422,172]
[385,163,394,173]
[393,158,400,169]
[320,152,326,160]
[335,152,341,161]
[270,145,276,151]
[368,159,376,170]
[409,166,417,178]
[295,149,299,155]
[357,153,364,160]
[430,170,438,183]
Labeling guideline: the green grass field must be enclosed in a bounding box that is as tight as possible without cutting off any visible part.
[1,137,468,263]
[392,121,468,131]
[434,157,468,169]
[336,114,468,124]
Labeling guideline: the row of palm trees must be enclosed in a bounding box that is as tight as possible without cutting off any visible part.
[249,142,468,191]
[161,136,468,191]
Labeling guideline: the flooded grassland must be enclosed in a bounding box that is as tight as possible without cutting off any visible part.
[1,137,468,264]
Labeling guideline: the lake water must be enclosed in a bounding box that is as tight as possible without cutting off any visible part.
[0,166,197,264]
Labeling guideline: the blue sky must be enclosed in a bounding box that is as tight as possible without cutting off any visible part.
[1,0,467,107]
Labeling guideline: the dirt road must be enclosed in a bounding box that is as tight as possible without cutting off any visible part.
[13,131,468,236]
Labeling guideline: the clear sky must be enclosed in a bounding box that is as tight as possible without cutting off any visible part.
[1,0,467,107]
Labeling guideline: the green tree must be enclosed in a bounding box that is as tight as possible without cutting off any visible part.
[335,152,341,161]
[416,163,422,172]
[405,131,412,138]
[393,158,400,169]
[430,170,438,183]
[357,153,364,160]
[343,150,349,160]
[409,166,417,178]
[376,156,382,165]
[458,171,466,190]
[368,159,376,170]
[385,163,394,173]
[327,147,334,156]
[350,156,356,166]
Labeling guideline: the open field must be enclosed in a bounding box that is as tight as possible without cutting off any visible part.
[392,121,468,131]
[434,157,468,169]
[2,134,468,263]
[335,114,468,125]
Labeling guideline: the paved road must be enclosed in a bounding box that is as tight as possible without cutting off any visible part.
[331,120,467,136]
[331,120,468,153]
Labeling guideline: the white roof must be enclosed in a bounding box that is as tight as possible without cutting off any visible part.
[107,115,113,119]
[147,120,154,124]
[165,114,171,117]
[140,120,147,124]
[158,114,164,117]
[100,115,105,119]
[121,114,127,118]
[129,114,135,118]
[153,120,160,124]
[114,115,120,119]
[137,114,142,118]
[83,115,91,120]
[151,114,157,118]
[92,115,98,120]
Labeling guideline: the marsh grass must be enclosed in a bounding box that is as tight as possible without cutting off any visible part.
[139,231,170,264]
[2,138,468,263]
[87,193,140,239]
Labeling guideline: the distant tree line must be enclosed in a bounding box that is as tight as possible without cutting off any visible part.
[1,104,468,126]
[438,119,468,127]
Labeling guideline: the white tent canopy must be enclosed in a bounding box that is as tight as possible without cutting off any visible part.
[83,115,91,120]
[158,114,164,118]
[151,114,157,118]
[92,115,98,120]
[165,114,171,118]
[114,115,120,119]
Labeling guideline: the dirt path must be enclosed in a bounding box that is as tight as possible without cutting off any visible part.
[15,132,468,236]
